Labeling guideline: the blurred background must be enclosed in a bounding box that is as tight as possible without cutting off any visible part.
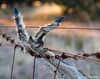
[0,0,100,79]
[0,0,100,23]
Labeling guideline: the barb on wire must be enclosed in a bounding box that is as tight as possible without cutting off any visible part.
[47,48,100,64]
[1,33,15,44]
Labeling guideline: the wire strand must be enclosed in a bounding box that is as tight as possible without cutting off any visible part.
[32,56,36,79]
[47,48,100,64]
[53,58,61,79]
[1,26,100,30]
[0,32,100,65]
[10,46,16,79]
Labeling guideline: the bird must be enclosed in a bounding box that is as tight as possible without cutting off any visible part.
[13,8,88,79]
[14,8,64,56]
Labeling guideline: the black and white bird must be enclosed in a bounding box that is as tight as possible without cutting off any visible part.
[14,8,64,56]
[14,8,88,79]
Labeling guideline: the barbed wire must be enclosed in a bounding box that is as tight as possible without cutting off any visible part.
[1,25,100,79]
[0,32,100,63]
[47,48,100,64]
[0,31,100,79]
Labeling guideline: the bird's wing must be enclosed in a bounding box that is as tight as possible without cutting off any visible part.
[35,16,64,40]
[14,8,29,42]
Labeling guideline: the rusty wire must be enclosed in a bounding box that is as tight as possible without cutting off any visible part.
[1,22,100,79]
[0,32,100,65]
[0,30,100,79]
[47,48,100,64]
